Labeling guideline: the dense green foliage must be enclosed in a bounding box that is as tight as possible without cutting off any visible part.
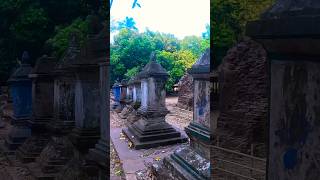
[0,0,105,83]
[212,0,274,66]
[46,19,89,58]
[111,25,209,92]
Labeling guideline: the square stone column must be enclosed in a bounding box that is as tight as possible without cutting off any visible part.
[16,55,56,163]
[118,80,128,108]
[163,49,212,179]
[28,56,56,130]
[5,51,33,152]
[87,61,110,168]
[247,0,320,179]
[130,75,141,106]
[126,80,134,104]
[49,68,75,134]
[69,65,100,151]
[123,52,187,149]
[69,30,107,152]
[133,81,141,104]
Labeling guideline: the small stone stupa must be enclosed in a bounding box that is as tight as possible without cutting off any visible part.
[122,52,187,149]
[161,49,212,180]
[16,55,56,163]
[5,51,33,152]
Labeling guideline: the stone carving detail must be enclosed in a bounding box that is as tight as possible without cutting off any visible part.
[194,81,211,128]
[59,81,75,122]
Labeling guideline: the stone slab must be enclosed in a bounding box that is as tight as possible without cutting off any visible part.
[111,128,188,179]
[123,127,188,150]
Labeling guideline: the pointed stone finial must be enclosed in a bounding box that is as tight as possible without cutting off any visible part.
[21,51,30,64]
[150,52,156,62]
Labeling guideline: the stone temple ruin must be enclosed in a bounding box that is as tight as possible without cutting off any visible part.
[0,13,109,180]
[211,38,268,179]
[122,52,188,149]
[0,0,318,179]
[149,48,213,180]
[176,73,193,111]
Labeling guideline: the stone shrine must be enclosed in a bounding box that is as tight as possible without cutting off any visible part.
[87,60,110,176]
[5,51,33,152]
[68,26,107,152]
[27,33,79,179]
[49,33,79,134]
[16,55,56,163]
[123,52,187,149]
[162,49,212,180]
[247,0,320,179]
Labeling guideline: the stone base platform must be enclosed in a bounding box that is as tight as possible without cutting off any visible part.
[163,147,210,180]
[27,162,57,180]
[111,128,187,180]
[123,121,188,150]
[4,126,31,153]
[25,136,75,179]
[69,128,100,152]
[16,135,50,163]
[87,139,109,168]
[119,105,134,119]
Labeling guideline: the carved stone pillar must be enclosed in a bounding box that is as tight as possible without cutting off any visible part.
[163,49,212,179]
[247,0,320,179]
[123,52,187,149]
[87,61,109,168]
[69,29,107,152]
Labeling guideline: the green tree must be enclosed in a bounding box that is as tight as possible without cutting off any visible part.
[157,50,197,92]
[0,0,96,83]
[117,16,138,30]
[212,0,274,66]
[110,25,209,91]
[46,18,89,58]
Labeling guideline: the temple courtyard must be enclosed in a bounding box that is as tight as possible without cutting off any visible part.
[110,96,192,180]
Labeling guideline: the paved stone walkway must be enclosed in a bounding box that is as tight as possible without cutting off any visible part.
[110,96,192,180]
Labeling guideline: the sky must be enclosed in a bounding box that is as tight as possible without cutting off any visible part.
[110,0,210,42]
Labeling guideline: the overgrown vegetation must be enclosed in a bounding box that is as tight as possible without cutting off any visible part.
[0,0,105,83]
[110,24,210,92]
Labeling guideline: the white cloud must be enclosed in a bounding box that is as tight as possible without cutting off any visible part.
[110,0,210,41]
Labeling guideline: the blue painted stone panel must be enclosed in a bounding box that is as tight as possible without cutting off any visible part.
[269,60,320,179]
[113,86,121,102]
[9,81,32,119]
